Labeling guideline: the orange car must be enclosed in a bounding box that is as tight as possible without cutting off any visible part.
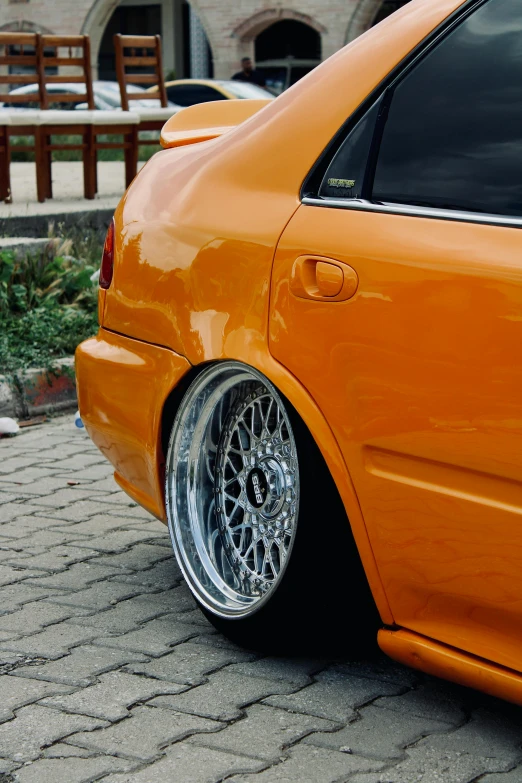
[76,0,522,705]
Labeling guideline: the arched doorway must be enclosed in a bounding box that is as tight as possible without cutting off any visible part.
[98,3,164,80]
[254,19,322,95]
[85,0,213,81]
[255,19,321,62]
[0,20,53,33]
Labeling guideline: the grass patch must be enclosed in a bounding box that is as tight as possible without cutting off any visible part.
[0,226,102,376]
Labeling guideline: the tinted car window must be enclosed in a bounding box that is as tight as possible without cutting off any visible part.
[373,0,522,217]
[2,100,33,109]
[320,99,381,200]
[166,84,227,107]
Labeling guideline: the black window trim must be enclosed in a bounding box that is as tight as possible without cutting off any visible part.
[300,0,522,229]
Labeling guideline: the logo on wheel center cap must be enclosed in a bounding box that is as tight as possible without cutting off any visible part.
[246,467,268,509]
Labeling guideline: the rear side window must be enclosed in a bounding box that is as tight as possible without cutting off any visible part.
[320,99,381,200]
[373,0,522,217]
[166,84,226,107]
[315,0,522,220]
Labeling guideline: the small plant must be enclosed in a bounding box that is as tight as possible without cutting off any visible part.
[0,307,98,375]
[0,245,96,314]
[0,226,102,376]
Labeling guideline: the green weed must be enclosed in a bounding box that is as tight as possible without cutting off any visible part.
[0,228,102,375]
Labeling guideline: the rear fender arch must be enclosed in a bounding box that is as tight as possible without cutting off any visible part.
[158,354,393,625]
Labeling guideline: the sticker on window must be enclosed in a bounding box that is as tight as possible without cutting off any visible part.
[328,178,356,188]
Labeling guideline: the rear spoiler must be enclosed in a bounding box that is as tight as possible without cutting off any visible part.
[160,99,272,149]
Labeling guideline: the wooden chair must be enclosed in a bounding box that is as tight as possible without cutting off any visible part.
[0,123,8,202]
[35,35,95,200]
[114,33,175,150]
[0,33,43,203]
[36,34,139,202]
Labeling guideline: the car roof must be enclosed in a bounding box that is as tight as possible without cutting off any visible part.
[159,79,234,98]
[8,82,86,95]
[159,79,273,102]
[163,79,220,87]
[94,81,144,94]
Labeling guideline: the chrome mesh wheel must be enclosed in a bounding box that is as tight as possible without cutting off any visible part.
[165,363,300,618]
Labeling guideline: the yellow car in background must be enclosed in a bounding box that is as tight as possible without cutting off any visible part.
[147,78,273,107]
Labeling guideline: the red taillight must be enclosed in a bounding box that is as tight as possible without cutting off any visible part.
[99,218,115,290]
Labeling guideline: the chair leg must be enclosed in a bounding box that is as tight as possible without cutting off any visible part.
[35,128,47,204]
[0,127,11,203]
[83,126,95,200]
[45,134,53,199]
[124,126,138,189]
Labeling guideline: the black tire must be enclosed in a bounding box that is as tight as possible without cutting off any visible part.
[165,362,379,655]
[202,405,379,654]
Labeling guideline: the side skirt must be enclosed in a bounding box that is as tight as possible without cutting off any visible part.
[379,628,522,706]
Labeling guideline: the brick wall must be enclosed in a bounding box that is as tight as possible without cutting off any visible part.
[0,0,95,35]
[0,0,384,78]
[191,0,386,77]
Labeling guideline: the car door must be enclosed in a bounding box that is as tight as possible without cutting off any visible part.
[270,0,522,672]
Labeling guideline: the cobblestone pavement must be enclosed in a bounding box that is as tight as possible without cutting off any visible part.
[1,415,522,783]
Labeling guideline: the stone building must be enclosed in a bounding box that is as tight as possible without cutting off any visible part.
[0,0,410,83]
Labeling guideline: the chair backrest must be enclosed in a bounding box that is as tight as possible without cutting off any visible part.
[114,34,167,111]
[0,32,43,107]
[38,35,94,110]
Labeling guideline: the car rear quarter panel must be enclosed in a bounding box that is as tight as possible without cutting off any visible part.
[96,0,467,624]
[103,0,466,369]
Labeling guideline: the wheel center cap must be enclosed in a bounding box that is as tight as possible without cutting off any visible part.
[246,467,268,509]
[246,458,286,519]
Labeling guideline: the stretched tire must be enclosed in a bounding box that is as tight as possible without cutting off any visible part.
[165,361,378,652]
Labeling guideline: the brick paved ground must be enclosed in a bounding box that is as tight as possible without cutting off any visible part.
[0,414,522,783]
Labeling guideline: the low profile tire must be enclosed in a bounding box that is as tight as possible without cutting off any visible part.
[165,361,378,653]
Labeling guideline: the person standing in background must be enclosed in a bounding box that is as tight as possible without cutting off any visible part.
[232,57,266,87]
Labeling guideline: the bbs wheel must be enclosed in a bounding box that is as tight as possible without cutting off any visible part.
[165,361,377,651]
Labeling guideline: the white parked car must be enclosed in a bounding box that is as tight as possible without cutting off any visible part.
[0,82,177,111]
[0,83,113,111]
[94,81,177,110]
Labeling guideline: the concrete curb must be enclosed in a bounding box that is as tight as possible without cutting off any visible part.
[0,237,51,258]
[0,208,113,239]
[0,357,77,419]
